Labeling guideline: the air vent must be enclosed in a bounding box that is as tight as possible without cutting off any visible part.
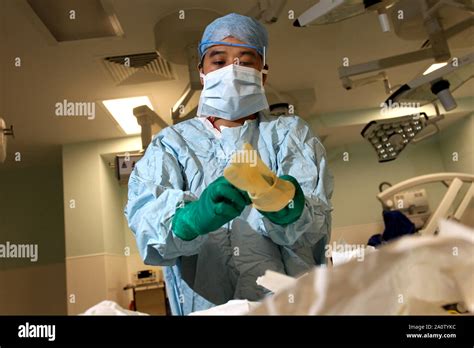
[102,52,176,86]
[105,52,158,68]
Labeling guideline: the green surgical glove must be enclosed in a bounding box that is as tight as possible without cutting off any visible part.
[257,175,305,226]
[172,176,251,241]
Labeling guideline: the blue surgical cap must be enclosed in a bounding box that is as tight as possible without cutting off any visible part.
[198,13,268,62]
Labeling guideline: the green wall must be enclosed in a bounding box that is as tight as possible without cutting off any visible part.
[438,113,474,173]
[62,136,141,257]
[62,142,105,257]
[0,162,66,269]
[0,161,67,314]
[326,136,448,228]
[100,153,127,255]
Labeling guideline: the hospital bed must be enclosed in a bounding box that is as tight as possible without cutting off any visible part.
[377,172,474,235]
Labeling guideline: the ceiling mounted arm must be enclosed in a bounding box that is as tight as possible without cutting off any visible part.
[133,105,168,150]
[246,0,288,24]
[410,102,444,143]
[338,13,452,91]
[170,83,200,124]
[384,52,474,112]
[293,0,397,32]
[337,0,474,92]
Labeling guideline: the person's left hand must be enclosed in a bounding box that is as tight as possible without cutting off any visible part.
[257,175,305,226]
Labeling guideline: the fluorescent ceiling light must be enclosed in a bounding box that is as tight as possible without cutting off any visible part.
[102,96,153,135]
[423,62,448,75]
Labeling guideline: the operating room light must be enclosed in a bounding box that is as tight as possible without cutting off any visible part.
[423,62,448,75]
[102,96,154,135]
[361,113,429,162]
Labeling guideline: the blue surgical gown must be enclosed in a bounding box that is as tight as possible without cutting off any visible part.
[125,112,333,315]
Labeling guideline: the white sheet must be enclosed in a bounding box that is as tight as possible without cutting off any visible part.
[81,300,149,316]
[251,219,474,315]
[189,300,261,315]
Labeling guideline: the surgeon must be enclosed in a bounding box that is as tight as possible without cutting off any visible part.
[125,13,333,315]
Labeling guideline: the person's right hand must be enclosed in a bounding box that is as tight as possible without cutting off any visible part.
[172,176,251,241]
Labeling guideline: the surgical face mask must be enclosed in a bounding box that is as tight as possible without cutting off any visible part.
[197,63,269,121]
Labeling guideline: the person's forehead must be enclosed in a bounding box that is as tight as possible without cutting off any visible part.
[205,45,260,58]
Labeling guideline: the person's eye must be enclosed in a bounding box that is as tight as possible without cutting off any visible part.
[213,61,225,66]
[239,61,252,66]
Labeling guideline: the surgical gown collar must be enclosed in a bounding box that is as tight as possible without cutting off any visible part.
[197,114,260,140]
